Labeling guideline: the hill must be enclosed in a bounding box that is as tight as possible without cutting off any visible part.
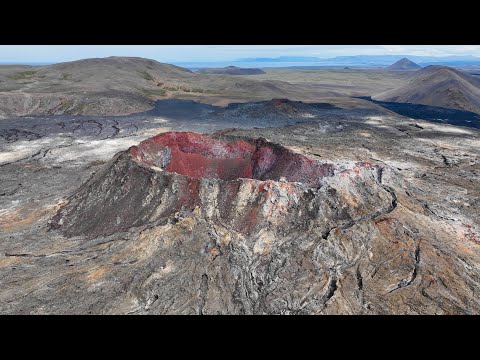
[0,57,329,118]
[386,58,421,71]
[373,65,480,114]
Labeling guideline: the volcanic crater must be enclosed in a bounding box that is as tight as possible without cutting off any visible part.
[51,131,395,239]
[129,131,334,185]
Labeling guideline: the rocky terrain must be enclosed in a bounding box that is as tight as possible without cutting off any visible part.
[0,57,346,118]
[1,98,479,314]
[374,65,480,114]
[215,98,336,119]
[197,66,266,75]
[386,58,421,71]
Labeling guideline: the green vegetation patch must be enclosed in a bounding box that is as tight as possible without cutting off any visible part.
[55,99,92,114]
[160,85,216,94]
[191,88,216,94]
[162,86,179,91]
[137,87,167,97]
[138,70,154,81]
[9,71,38,80]
[71,102,94,114]
[58,99,75,111]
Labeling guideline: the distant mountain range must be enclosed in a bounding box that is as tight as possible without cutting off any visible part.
[5,56,480,70]
[176,55,480,70]
[238,55,480,66]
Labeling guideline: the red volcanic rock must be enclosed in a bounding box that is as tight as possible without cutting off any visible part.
[129,132,334,186]
[51,132,394,239]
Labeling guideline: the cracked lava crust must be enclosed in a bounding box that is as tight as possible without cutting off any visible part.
[50,131,396,239]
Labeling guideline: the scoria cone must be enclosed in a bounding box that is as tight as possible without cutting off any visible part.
[51,132,395,242]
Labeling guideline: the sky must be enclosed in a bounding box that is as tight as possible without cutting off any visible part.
[0,45,479,64]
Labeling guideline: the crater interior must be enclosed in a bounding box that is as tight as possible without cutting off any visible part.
[129,131,335,186]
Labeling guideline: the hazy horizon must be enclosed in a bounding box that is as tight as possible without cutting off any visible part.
[1,45,480,66]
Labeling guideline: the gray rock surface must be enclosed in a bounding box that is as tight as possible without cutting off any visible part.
[0,100,479,314]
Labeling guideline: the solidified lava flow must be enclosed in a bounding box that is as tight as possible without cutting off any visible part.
[51,131,393,239]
